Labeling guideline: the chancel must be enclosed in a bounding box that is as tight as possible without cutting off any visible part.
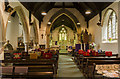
[0,1,120,79]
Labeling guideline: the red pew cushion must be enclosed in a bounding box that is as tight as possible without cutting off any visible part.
[83,52,90,56]
[78,50,84,54]
[92,52,98,56]
[43,53,52,59]
[105,51,112,56]
[13,53,21,59]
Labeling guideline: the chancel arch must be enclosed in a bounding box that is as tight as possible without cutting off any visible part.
[46,9,80,48]
[45,8,82,48]
[47,9,80,34]
[48,13,78,48]
[49,13,78,33]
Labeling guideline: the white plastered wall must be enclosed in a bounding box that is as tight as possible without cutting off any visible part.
[88,2,118,54]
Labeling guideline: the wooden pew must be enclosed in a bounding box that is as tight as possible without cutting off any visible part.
[85,58,120,78]
[74,54,119,70]
[81,57,120,73]
[1,57,58,78]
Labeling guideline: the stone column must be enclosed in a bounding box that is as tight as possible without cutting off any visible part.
[24,42,29,52]
[46,34,50,48]
[77,33,81,44]
[0,42,2,48]
[0,41,5,48]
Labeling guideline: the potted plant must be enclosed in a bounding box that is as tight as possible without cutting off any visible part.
[89,42,96,50]
[108,37,112,41]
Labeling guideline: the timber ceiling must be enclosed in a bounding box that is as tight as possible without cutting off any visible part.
[21,2,112,22]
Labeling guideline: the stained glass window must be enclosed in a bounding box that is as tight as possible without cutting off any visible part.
[107,11,117,40]
[59,27,67,40]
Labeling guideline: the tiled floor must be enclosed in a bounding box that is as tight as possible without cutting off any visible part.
[57,55,85,78]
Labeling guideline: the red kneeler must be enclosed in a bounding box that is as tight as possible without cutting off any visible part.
[87,49,92,53]
[105,51,112,56]
[83,52,90,56]
[92,52,98,56]
[43,53,52,59]
[13,53,21,59]
[78,50,84,55]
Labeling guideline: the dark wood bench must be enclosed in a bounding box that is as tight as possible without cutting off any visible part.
[1,57,58,78]
[74,53,118,61]
[84,59,120,78]
[74,54,119,70]
[81,57,120,73]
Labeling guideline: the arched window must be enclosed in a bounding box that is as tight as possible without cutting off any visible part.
[102,9,117,42]
[59,27,67,41]
[107,11,117,40]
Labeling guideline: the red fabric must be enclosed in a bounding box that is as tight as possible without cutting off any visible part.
[92,50,96,53]
[43,53,52,59]
[105,51,112,56]
[83,52,90,56]
[41,51,44,55]
[92,52,98,56]
[13,53,21,59]
[78,50,84,54]
[87,49,92,53]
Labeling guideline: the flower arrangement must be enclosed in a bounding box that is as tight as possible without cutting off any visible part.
[108,37,112,41]
[90,42,96,50]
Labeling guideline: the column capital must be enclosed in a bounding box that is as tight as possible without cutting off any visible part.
[0,41,5,47]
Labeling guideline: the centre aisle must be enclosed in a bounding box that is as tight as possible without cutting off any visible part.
[57,55,85,78]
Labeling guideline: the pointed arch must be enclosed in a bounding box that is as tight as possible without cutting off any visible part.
[49,13,78,33]
[0,9,4,43]
[59,26,67,33]
[102,8,118,42]
[49,9,79,24]
[5,6,29,43]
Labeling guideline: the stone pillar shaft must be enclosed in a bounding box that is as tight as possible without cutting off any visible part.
[24,42,29,52]
[46,34,50,48]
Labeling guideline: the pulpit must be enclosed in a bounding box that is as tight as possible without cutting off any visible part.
[79,29,92,51]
